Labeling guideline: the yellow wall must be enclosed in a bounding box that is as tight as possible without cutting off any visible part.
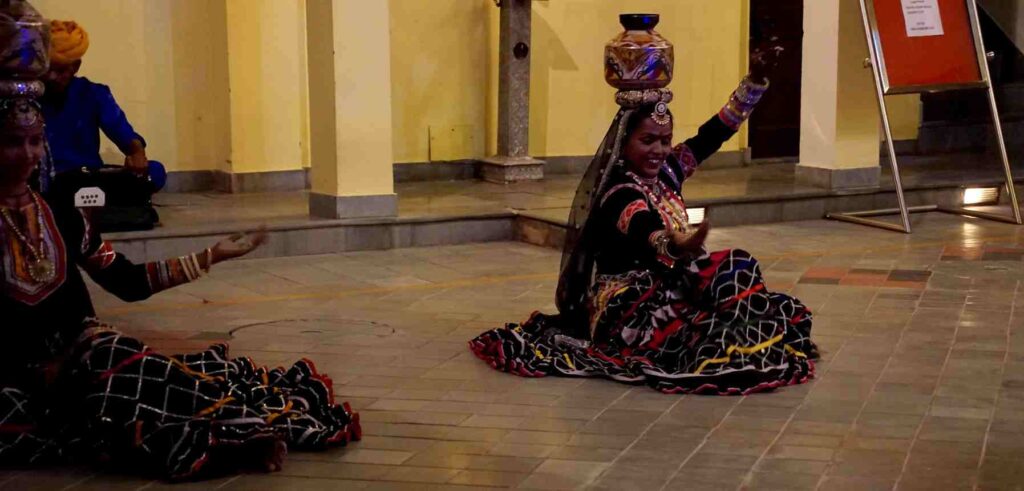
[32,0,921,175]
[390,0,490,163]
[527,0,750,157]
[487,5,500,157]
[32,0,232,172]
[401,0,760,161]
[427,0,919,160]
[169,1,232,172]
[888,95,920,141]
[298,3,311,169]
[225,0,307,174]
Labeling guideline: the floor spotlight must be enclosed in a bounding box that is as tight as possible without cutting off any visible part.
[963,187,999,206]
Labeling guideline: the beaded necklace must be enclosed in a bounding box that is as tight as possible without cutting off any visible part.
[626,170,689,231]
[0,191,56,284]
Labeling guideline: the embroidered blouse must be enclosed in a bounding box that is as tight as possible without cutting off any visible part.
[1,192,203,388]
[594,78,767,276]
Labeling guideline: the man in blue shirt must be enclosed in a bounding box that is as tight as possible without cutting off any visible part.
[41,20,166,191]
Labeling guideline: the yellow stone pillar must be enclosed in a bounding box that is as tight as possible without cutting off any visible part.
[224,0,307,192]
[305,0,397,219]
[797,0,882,189]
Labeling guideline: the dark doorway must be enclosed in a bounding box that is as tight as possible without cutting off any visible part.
[748,0,803,160]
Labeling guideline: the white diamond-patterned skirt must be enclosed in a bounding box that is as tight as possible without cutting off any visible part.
[0,330,361,479]
[470,249,817,395]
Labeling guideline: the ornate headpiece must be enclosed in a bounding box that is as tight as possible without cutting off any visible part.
[0,96,40,126]
[605,14,674,125]
[0,0,52,188]
[0,0,46,127]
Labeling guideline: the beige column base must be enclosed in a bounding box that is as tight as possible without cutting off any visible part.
[480,156,545,184]
[796,163,880,190]
[309,193,398,219]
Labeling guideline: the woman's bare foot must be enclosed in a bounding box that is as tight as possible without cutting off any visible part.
[261,438,287,473]
[241,436,286,473]
[198,436,287,478]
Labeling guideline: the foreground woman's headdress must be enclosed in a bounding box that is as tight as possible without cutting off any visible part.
[556,13,675,335]
[605,13,675,124]
[0,0,52,190]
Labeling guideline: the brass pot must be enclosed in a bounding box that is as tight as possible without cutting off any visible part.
[0,0,49,80]
[604,14,673,90]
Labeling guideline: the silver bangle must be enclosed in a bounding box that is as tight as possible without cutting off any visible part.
[179,254,196,282]
[194,253,205,278]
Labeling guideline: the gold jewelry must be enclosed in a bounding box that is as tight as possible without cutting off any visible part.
[0,191,55,284]
[0,98,43,129]
[626,171,689,230]
[651,101,671,126]
[616,88,673,108]
[649,230,678,259]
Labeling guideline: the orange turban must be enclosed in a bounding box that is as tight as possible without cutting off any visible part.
[49,20,89,65]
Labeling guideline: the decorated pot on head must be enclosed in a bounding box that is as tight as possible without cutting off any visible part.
[0,0,48,98]
[604,13,673,91]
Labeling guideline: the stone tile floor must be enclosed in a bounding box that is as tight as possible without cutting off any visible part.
[7,212,1024,490]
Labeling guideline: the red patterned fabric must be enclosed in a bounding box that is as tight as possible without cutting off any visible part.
[617,199,650,234]
[84,241,116,271]
[672,144,700,181]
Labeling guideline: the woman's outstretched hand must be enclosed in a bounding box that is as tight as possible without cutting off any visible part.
[749,36,785,85]
[671,221,710,253]
[210,227,268,265]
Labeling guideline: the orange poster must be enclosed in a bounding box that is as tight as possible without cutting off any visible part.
[869,0,985,93]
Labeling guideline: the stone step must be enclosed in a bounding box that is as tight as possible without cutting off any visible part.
[516,182,1024,249]
[109,214,514,264]
[109,160,1024,262]
[918,82,1024,154]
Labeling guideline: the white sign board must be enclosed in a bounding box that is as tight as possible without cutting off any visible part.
[901,0,945,37]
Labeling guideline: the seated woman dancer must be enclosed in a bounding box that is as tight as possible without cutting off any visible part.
[0,17,360,479]
[471,19,817,395]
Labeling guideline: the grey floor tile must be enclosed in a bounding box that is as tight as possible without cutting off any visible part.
[46,212,1024,489]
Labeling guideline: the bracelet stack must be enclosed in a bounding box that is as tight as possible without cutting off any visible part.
[649,230,679,260]
[180,252,207,282]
